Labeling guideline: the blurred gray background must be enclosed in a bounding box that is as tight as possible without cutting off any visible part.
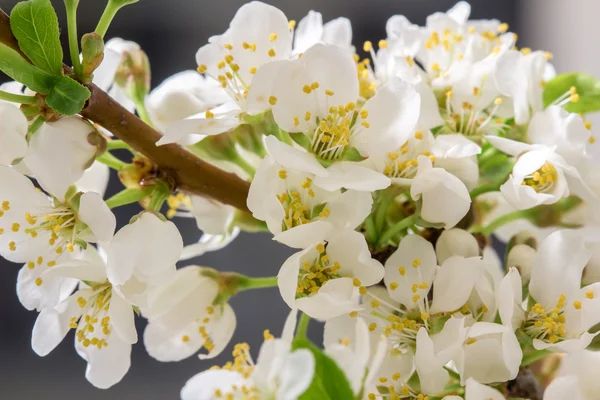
[0,0,559,398]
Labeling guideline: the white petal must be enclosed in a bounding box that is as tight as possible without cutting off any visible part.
[144,321,205,362]
[294,11,324,54]
[295,278,359,320]
[189,196,235,235]
[265,135,328,177]
[435,228,480,264]
[78,192,116,243]
[246,60,290,115]
[430,256,483,314]
[415,328,448,395]
[31,293,82,356]
[76,333,132,389]
[274,220,334,249]
[106,212,183,286]
[322,18,352,49]
[313,163,391,192]
[25,117,97,199]
[498,267,525,332]
[198,304,237,360]
[0,102,28,165]
[75,162,110,196]
[109,291,137,344]
[544,376,583,400]
[277,349,315,400]
[465,378,507,400]
[158,112,241,145]
[181,370,248,400]
[180,230,239,261]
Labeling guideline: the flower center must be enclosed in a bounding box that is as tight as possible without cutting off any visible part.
[276,172,329,231]
[296,243,341,297]
[440,90,506,137]
[522,162,558,194]
[524,295,567,344]
[72,283,113,350]
[383,134,436,179]
[307,103,360,161]
[355,56,377,100]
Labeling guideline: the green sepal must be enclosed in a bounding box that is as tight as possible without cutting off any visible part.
[292,337,355,400]
[543,72,600,114]
[10,0,64,75]
[45,75,91,116]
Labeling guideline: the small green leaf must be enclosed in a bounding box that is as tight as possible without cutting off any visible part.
[10,0,64,75]
[0,43,56,94]
[543,72,600,114]
[45,75,91,116]
[292,337,355,400]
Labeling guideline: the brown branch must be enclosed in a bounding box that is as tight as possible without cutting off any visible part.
[0,9,250,212]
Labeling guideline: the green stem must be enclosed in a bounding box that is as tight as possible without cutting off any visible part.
[295,312,311,340]
[364,214,378,245]
[470,182,501,199]
[95,1,122,38]
[240,276,278,290]
[107,139,134,151]
[433,383,464,398]
[133,97,155,128]
[105,187,152,209]
[378,214,417,245]
[231,153,256,179]
[26,115,45,140]
[470,209,530,236]
[0,90,37,105]
[521,349,551,367]
[64,0,82,77]
[21,106,41,118]
[96,151,125,170]
[147,182,171,212]
[375,190,395,235]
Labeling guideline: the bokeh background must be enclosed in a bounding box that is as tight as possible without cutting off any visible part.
[0,0,594,398]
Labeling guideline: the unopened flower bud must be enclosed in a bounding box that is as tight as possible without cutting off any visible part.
[118,155,157,189]
[435,228,479,264]
[506,244,537,286]
[114,48,151,103]
[81,33,105,83]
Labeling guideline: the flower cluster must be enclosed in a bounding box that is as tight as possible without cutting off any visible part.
[2,0,600,399]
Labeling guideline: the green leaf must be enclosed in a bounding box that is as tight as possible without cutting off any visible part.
[543,72,600,114]
[45,75,91,116]
[0,43,56,94]
[10,0,64,75]
[292,337,355,400]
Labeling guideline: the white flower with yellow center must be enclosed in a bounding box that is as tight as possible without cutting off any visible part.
[487,135,598,210]
[143,266,236,362]
[157,1,293,145]
[181,310,315,400]
[247,155,373,248]
[264,43,421,192]
[0,167,114,311]
[30,213,183,388]
[293,11,352,55]
[498,230,600,352]
[0,102,28,166]
[369,130,481,191]
[278,229,384,320]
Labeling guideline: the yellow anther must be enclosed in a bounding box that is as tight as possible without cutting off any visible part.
[197,64,207,74]
[1,201,9,210]
[520,47,532,55]
[359,286,367,295]
[368,322,377,331]
[389,282,399,291]
[263,329,274,341]
[268,96,278,105]
[412,258,421,268]
[585,121,593,130]
[268,48,276,57]
[11,223,19,232]
[349,311,358,318]
[288,20,296,29]
[399,266,406,276]
[378,39,388,49]
[544,51,553,60]
[363,41,373,52]
[494,97,503,105]
[224,43,233,50]
[574,300,582,310]
[278,170,287,179]
[431,62,440,72]
[414,130,423,140]
[249,66,257,74]
[293,116,300,127]
[47,260,56,267]
[35,277,43,286]
[325,89,334,96]
[586,290,595,299]
[571,94,580,103]
[498,23,509,33]
[465,337,477,345]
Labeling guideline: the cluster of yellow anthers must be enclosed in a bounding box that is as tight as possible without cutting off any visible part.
[442,89,506,137]
[355,55,377,100]
[522,162,558,194]
[292,96,368,161]
[71,285,112,350]
[368,384,430,400]
[296,243,346,297]
[276,171,329,230]
[166,193,192,219]
[383,133,436,179]
[181,306,217,354]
